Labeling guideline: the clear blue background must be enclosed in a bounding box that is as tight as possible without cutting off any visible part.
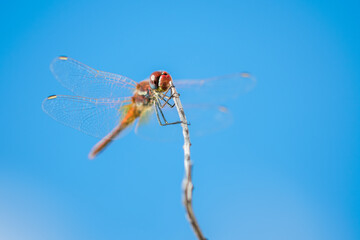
[1,0,359,239]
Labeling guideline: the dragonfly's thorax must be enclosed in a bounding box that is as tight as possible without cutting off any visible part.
[133,80,155,107]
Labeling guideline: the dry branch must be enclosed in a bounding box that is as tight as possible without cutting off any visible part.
[170,82,207,240]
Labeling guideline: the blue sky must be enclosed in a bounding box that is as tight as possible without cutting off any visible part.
[0,0,359,239]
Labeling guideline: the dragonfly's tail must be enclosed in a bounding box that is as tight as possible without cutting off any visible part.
[88,124,126,159]
[88,105,139,159]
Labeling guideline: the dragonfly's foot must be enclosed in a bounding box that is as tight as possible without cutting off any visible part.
[172,92,180,98]
[160,120,190,126]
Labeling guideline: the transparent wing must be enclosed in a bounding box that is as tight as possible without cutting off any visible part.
[135,103,233,142]
[42,95,133,139]
[50,56,137,98]
[173,72,256,104]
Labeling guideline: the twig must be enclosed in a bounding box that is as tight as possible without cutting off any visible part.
[170,82,207,240]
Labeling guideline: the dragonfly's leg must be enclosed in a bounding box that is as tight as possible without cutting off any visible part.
[160,95,176,108]
[154,102,166,126]
[158,88,175,108]
[159,89,177,108]
[154,102,181,126]
[161,87,171,100]
[154,100,189,126]
[166,87,181,108]
[155,99,171,125]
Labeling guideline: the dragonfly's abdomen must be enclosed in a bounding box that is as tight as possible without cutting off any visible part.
[89,103,141,159]
[121,104,141,125]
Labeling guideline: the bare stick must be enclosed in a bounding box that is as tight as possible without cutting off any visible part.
[170,82,207,240]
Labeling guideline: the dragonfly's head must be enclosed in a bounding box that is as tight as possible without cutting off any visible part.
[149,71,172,92]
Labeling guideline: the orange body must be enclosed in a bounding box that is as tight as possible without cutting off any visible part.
[88,103,142,159]
[88,80,153,159]
[88,71,172,159]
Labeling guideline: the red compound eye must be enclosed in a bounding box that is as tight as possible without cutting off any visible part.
[149,71,162,90]
[149,71,172,92]
[158,71,172,92]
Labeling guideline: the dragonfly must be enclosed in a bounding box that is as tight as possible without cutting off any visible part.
[42,56,255,159]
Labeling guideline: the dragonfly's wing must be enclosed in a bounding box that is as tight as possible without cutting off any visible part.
[184,104,234,136]
[50,56,137,98]
[135,103,233,141]
[42,95,133,139]
[173,72,256,104]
